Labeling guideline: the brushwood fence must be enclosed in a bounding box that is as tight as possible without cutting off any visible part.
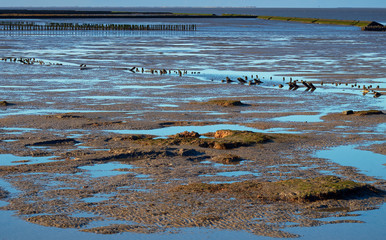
[0,21,197,31]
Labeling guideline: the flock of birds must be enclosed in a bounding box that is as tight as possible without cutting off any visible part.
[121,66,383,97]
[1,56,382,98]
[219,74,382,97]
[0,57,62,66]
[221,75,317,91]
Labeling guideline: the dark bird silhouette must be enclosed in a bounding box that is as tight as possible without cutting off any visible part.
[237,77,247,84]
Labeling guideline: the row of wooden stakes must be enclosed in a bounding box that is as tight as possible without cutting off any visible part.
[0,22,197,31]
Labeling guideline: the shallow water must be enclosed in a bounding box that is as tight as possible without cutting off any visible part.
[78,162,138,178]
[316,144,386,180]
[0,208,271,240]
[82,193,115,203]
[288,204,386,240]
[0,154,57,166]
[107,124,261,136]
[272,114,323,123]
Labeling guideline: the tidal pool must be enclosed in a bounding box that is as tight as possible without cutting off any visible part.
[0,154,57,166]
[78,162,136,178]
[1,127,39,134]
[272,114,323,123]
[106,124,259,136]
[288,204,386,240]
[78,162,150,179]
[82,193,115,203]
[316,144,386,180]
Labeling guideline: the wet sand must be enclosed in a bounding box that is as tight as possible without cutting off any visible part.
[0,89,385,238]
[0,17,385,238]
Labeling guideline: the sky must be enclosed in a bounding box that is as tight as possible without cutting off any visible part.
[1,0,386,8]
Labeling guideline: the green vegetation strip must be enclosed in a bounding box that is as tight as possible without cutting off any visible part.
[257,15,371,27]
[172,176,380,202]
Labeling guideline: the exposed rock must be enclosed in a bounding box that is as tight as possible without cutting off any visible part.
[172,131,200,138]
[214,130,234,138]
[178,148,203,157]
[212,154,242,164]
[342,110,354,115]
[213,142,228,150]
[26,138,80,146]
[205,99,247,107]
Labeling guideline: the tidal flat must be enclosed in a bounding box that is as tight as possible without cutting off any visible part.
[0,14,385,239]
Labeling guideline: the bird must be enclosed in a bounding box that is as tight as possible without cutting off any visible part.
[225,77,234,83]
[237,77,247,84]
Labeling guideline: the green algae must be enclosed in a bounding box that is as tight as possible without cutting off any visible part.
[212,154,243,164]
[172,176,380,203]
[134,130,272,150]
[194,99,248,107]
[354,110,384,116]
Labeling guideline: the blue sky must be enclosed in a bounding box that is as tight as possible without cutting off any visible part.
[1,0,386,8]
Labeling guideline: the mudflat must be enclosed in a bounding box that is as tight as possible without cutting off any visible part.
[0,16,385,238]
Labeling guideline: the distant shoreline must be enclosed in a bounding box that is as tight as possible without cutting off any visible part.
[1,9,383,30]
[0,10,256,18]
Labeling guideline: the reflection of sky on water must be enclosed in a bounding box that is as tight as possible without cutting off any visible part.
[0,154,56,166]
[288,204,386,240]
[78,162,136,178]
[106,124,299,136]
[316,144,386,180]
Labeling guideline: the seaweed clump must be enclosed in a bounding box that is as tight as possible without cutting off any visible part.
[200,130,272,149]
[354,110,383,116]
[199,99,248,107]
[342,110,384,116]
[171,176,380,203]
[212,154,243,164]
[138,130,272,150]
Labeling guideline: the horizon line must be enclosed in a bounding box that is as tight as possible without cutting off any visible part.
[1,6,386,9]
